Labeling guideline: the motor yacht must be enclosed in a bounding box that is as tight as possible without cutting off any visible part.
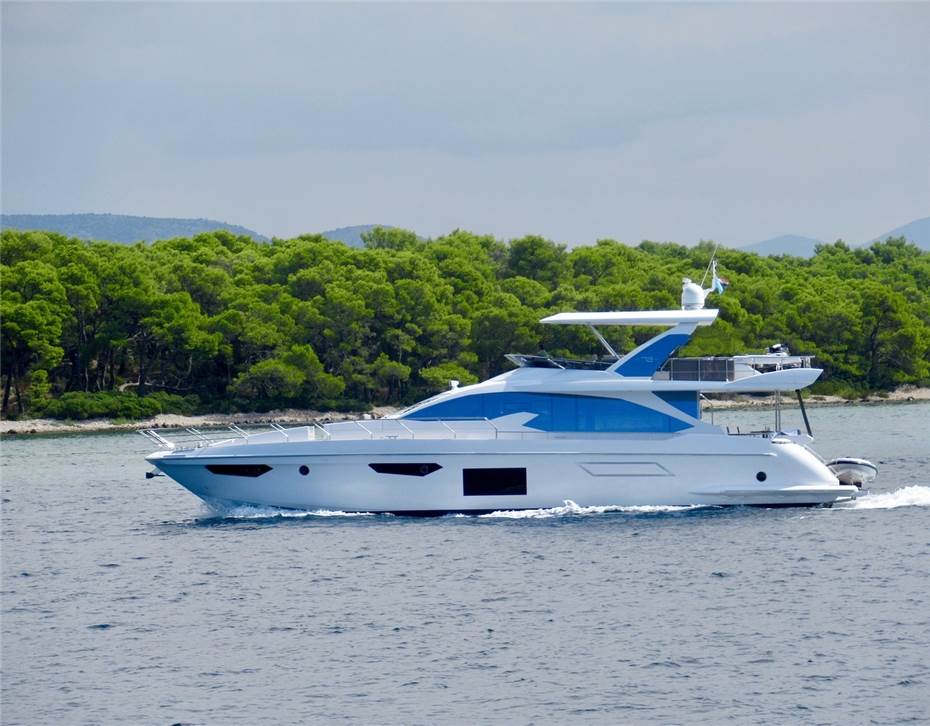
[144,274,864,512]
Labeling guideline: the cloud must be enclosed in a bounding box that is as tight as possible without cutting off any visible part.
[3,2,928,245]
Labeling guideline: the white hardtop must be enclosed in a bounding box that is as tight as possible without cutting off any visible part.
[541,309,718,326]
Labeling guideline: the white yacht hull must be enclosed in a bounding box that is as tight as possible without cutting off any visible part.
[147,432,857,513]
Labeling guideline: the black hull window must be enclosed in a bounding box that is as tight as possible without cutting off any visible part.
[463,468,527,496]
[205,464,272,477]
[369,463,442,477]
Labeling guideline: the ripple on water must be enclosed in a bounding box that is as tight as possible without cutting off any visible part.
[2,410,929,725]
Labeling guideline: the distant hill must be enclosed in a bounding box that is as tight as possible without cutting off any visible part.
[738,234,826,258]
[738,217,930,257]
[320,225,383,248]
[0,213,268,243]
[869,216,930,251]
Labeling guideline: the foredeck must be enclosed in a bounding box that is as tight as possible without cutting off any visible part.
[142,416,727,451]
[142,419,562,450]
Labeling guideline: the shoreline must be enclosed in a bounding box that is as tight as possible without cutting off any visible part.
[0,406,402,437]
[704,385,930,409]
[2,387,929,436]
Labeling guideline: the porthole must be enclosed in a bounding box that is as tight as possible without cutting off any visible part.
[756,471,767,482]
[299,465,310,476]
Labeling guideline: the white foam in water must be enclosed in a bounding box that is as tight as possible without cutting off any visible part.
[203,488,930,520]
[479,499,705,519]
[207,503,376,519]
[838,486,930,510]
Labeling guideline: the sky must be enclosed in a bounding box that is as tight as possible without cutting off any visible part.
[2,1,928,247]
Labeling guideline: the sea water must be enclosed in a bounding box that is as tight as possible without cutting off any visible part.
[2,402,928,724]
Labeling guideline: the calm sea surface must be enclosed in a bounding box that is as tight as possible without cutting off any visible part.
[2,402,929,725]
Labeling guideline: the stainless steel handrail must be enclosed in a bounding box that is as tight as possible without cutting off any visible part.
[354,420,374,439]
[269,422,290,441]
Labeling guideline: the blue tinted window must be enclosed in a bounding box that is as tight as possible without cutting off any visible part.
[656,391,699,418]
[404,392,690,433]
[551,394,577,430]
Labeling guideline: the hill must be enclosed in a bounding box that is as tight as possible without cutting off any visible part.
[0,213,268,243]
[320,225,384,248]
[870,217,930,251]
[738,234,825,258]
[739,217,930,257]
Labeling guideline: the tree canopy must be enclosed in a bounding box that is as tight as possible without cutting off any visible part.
[2,227,928,419]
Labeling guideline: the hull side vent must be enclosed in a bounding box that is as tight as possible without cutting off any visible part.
[369,463,443,477]
[205,464,272,477]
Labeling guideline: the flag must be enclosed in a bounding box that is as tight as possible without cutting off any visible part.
[710,260,729,294]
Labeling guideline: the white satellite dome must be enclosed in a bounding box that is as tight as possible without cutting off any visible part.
[681,278,706,310]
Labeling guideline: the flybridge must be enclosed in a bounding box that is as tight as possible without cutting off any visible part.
[540,306,717,377]
[526,277,815,384]
[537,277,723,375]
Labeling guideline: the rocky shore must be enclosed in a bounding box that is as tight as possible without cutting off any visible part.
[0,406,402,436]
[2,387,928,436]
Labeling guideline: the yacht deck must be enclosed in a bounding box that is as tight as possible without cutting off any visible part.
[140,417,802,452]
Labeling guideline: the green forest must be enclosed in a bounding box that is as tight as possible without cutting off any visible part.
[2,227,929,420]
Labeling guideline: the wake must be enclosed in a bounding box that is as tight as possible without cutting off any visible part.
[203,502,376,519]
[838,485,930,510]
[200,487,930,522]
[202,500,707,521]
[479,500,710,519]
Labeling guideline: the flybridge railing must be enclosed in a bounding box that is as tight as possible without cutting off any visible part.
[140,422,332,450]
[139,418,563,449]
[139,426,248,450]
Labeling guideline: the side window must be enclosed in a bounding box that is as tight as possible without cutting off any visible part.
[406,392,688,432]
[463,468,527,496]
[493,393,552,429]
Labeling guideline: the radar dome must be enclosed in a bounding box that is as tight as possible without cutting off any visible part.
[681,278,706,310]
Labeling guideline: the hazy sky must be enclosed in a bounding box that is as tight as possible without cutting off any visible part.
[3,2,928,246]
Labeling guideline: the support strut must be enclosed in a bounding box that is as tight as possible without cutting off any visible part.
[795,389,813,437]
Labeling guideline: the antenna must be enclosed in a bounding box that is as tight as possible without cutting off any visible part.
[700,243,720,287]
